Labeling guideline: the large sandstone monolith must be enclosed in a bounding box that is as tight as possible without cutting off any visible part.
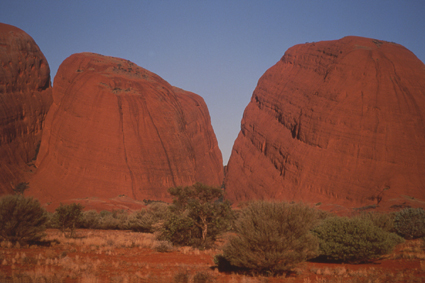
[28,53,223,207]
[0,23,52,194]
[225,36,425,211]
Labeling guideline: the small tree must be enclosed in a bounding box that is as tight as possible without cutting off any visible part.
[52,203,84,237]
[221,201,319,275]
[0,195,47,244]
[161,183,232,247]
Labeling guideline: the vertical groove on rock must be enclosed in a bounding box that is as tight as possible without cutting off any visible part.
[144,102,177,188]
[117,96,136,199]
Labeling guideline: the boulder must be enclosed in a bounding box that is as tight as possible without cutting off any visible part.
[0,23,52,194]
[28,53,223,208]
[225,36,425,211]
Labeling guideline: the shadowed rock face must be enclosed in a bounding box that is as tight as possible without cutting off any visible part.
[28,53,223,206]
[225,36,425,210]
[0,23,52,194]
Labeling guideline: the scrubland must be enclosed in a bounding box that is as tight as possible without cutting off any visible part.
[2,185,425,282]
[1,229,425,283]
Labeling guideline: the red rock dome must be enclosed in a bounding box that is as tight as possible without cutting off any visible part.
[0,23,52,194]
[28,53,223,208]
[225,36,425,211]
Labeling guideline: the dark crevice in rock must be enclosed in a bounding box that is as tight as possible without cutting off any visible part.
[117,96,136,199]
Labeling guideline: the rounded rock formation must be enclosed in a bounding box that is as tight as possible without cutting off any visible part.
[225,36,425,211]
[0,23,52,194]
[28,53,223,208]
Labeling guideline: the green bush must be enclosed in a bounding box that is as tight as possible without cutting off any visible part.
[97,209,129,230]
[394,207,425,239]
[312,216,403,263]
[127,202,170,233]
[160,212,201,246]
[99,210,111,217]
[160,183,232,247]
[51,203,84,237]
[358,211,395,233]
[221,201,319,275]
[79,210,101,229]
[0,195,48,244]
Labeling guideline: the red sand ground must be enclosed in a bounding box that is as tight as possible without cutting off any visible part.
[1,229,424,282]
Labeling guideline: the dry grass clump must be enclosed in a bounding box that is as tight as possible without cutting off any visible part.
[173,270,215,283]
[391,238,425,260]
[44,229,166,250]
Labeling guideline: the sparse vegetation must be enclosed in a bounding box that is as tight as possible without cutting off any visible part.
[394,207,425,239]
[220,201,319,275]
[0,194,47,244]
[174,271,189,283]
[312,216,403,263]
[192,271,214,283]
[0,205,424,282]
[2,183,424,281]
[154,240,173,252]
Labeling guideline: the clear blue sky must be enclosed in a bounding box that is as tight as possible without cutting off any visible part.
[1,1,424,164]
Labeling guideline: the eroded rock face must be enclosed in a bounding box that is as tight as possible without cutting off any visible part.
[225,36,425,210]
[0,23,52,194]
[28,53,223,206]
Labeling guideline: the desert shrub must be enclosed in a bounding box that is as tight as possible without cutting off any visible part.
[51,203,84,237]
[127,202,170,233]
[45,211,55,228]
[98,209,129,230]
[160,183,232,247]
[358,211,395,232]
[0,195,48,244]
[394,207,425,239]
[99,210,111,217]
[79,210,101,229]
[193,271,214,283]
[153,240,173,252]
[221,201,319,275]
[312,216,403,263]
[174,271,189,283]
[160,212,201,246]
